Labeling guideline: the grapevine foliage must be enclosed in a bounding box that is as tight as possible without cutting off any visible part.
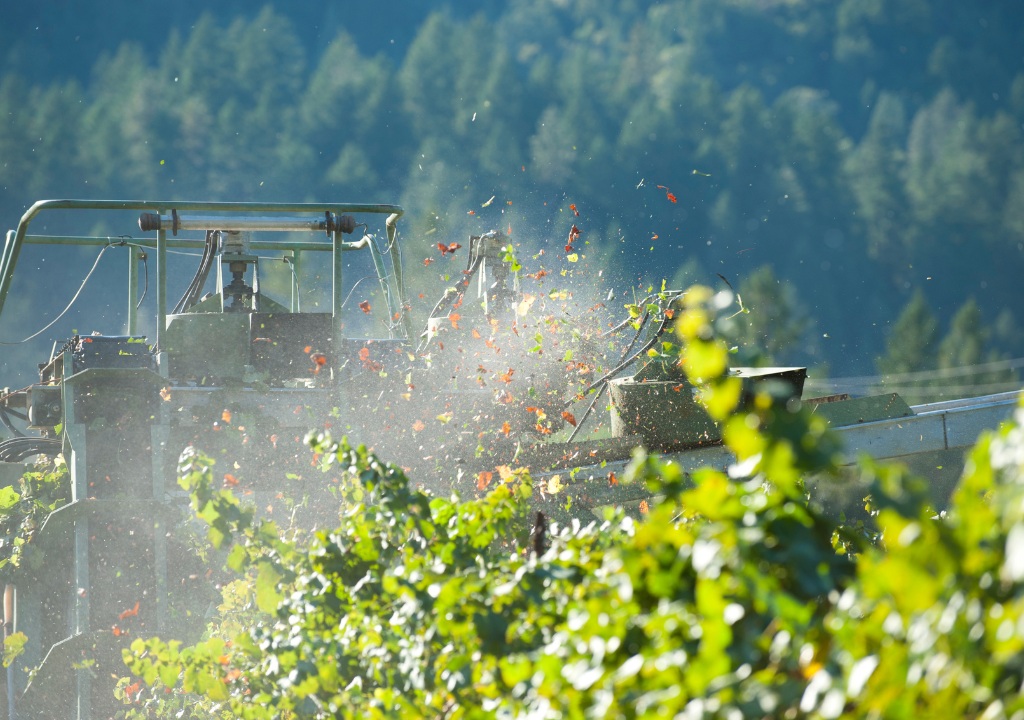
[118,286,1024,719]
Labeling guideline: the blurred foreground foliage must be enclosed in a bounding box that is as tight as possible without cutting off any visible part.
[119,287,1024,719]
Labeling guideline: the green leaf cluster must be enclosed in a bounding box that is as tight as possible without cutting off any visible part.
[0,456,70,585]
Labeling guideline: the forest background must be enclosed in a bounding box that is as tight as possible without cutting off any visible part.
[1,0,1023,401]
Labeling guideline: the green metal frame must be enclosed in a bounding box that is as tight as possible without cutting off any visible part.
[0,199,411,350]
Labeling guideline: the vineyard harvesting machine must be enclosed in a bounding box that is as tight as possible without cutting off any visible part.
[0,199,1019,718]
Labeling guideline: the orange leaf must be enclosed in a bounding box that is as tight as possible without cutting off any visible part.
[639,499,650,514]
[310,352,327,366]
[449,313,461,329]
[412,420,425,432]
[608,471,618,486]
[423,257,434,266]
[224,473,239,487]
[666,192,677,203]
[526,406,539,414]
[501,421,511,436]
[358,300,372,314]
[303,345,312,354]
[221,409,232,424]
[477,471,493,490]
[472,328,482,339]
[118,601,140,620]
[359,347,370,362]
[569,203,580,217]
[561,411,577,427]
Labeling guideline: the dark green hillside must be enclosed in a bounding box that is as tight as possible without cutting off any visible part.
[1,0,1022,392]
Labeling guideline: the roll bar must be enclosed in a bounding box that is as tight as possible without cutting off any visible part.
[0,199,409,347]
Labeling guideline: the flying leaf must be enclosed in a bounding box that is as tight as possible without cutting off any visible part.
[569,203,580,217]
[666,192,677,203]
[438,242,462,257]
[516,294,536,317]
[118,601,140,621]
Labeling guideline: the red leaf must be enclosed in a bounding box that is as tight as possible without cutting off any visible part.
[565,245,574,254]
[569,203,580,217]
[568,224,581,243]
[561,411,577,427]
[118,601,140,620]
[358,300,372,314]
[438,242,462,257]
[358,347,370,362]
[666,192,678,203]
[477,471,493,491]
[310,352,327,366]
[423,257,434,266]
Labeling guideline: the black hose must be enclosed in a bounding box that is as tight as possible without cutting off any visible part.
[172,230,217,314]
[0,408,24,439]
[0,437,61,463]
